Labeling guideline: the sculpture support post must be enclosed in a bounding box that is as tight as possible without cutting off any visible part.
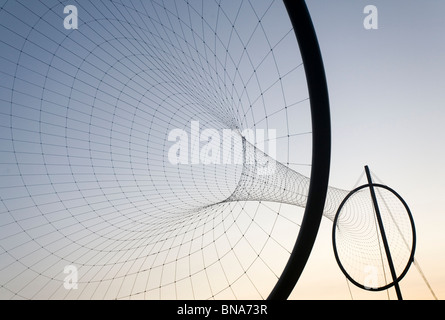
[365,165,403,300]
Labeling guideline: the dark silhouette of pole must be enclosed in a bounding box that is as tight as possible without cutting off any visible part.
[365,165,403,300]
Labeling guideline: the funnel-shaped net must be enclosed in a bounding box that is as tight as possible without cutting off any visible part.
[226,138,347,219]
[1,0,343,299]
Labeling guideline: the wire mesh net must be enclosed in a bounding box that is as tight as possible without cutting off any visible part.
[0,0,318,299]
[0,0,361,300]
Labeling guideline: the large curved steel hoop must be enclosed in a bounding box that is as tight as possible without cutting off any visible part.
[268,0,331,300]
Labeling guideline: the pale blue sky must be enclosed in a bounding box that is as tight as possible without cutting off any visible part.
[292,0,445,299]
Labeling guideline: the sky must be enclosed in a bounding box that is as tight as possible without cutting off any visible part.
[290,0,445,300]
